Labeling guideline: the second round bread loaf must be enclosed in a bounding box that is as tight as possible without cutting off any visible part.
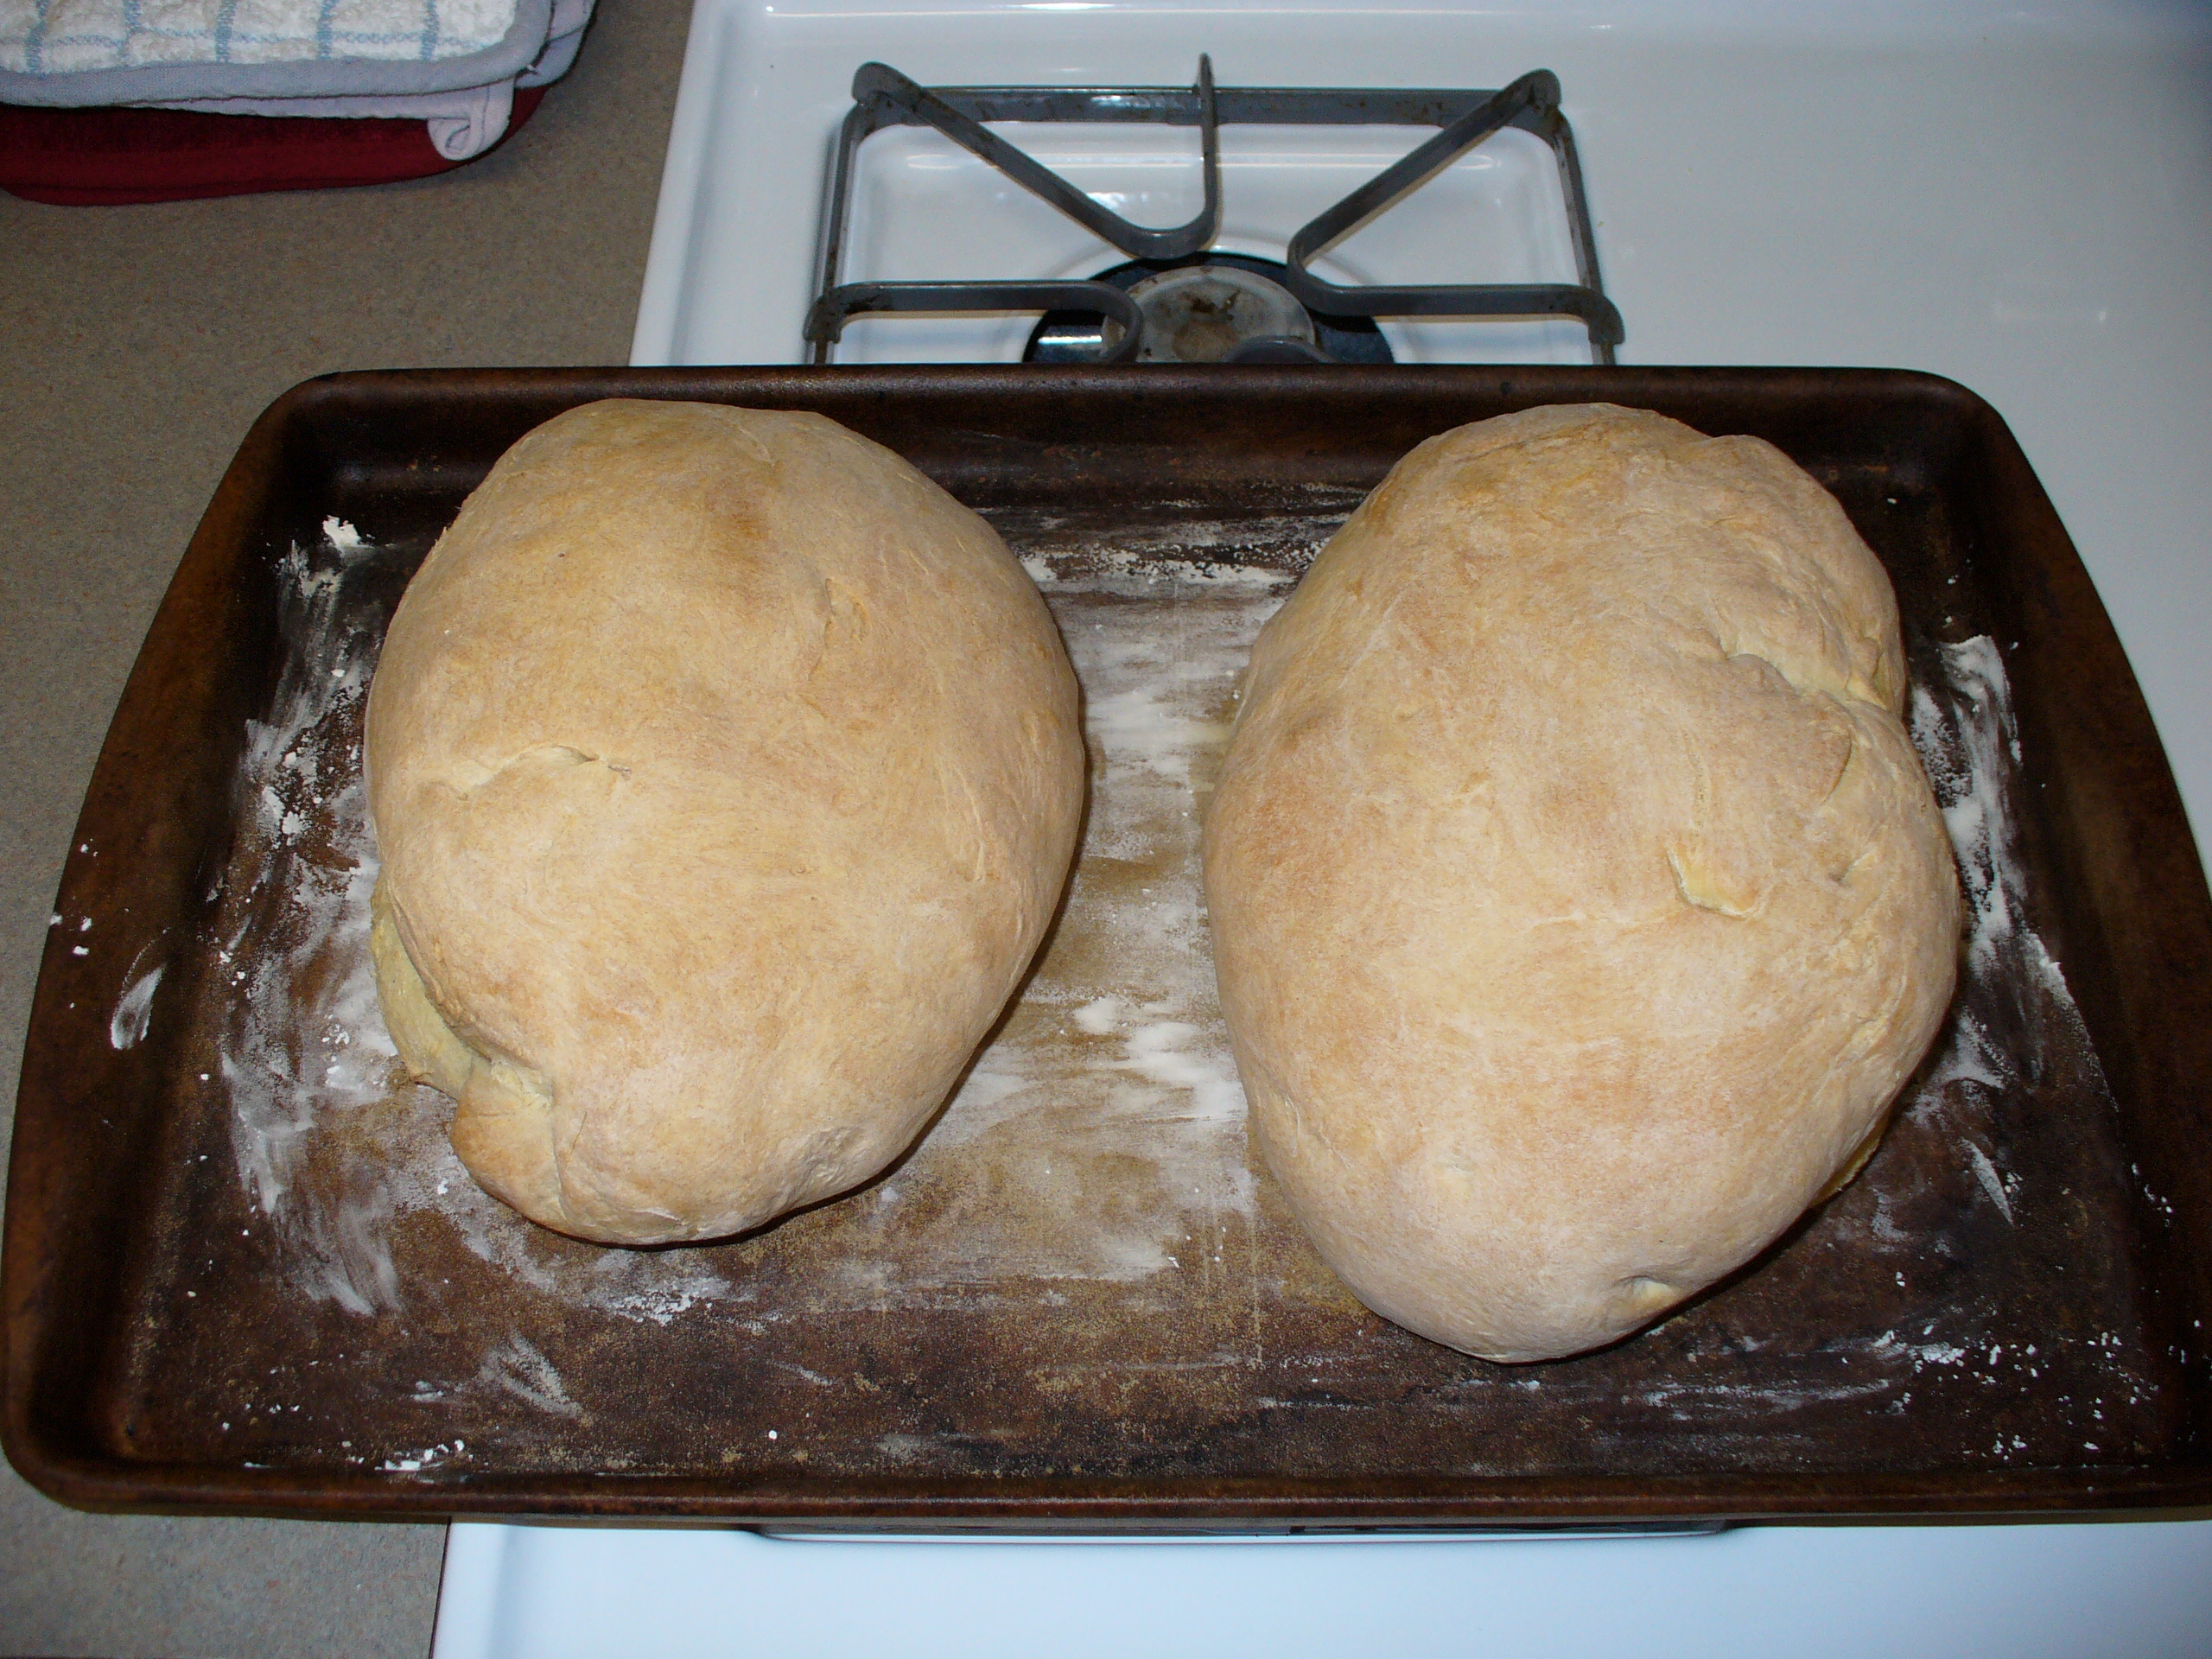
[1203,403,1961,1361]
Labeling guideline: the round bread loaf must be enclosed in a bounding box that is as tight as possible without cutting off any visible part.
[1203,403,1961,1362]
[365,399,1085,1246]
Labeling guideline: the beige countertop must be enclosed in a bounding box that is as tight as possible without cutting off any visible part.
[0,5,690,1648]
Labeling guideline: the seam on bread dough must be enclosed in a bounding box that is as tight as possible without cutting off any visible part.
[1721,639,1884,711]
[1664,845,1752,918]
[1813,1107,1891,1201]
[1723,644,1840,705]
[1817,727,1859,809]
[932,753,994,882]
[1618,1274,1680,1312]
[1331,577,1415,703]
[1831,846,1877,885]
[368,880,478,1097]
[433,741,627,798]
[730,418,773,465]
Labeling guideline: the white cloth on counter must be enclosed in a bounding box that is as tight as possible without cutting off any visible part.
[157,78,512,157]
[125,1,587,159]
[0,0,586,105]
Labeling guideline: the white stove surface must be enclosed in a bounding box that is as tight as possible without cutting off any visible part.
[432,1519,2212,1658]
[442,2,2212,1650]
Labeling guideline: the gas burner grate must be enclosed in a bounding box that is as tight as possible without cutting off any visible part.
[804,58,1624,366]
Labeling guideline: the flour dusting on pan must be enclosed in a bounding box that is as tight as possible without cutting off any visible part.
[213,522,734,1339]
[212,528,1295,1337]
[1905,637,2094,1222]
[795,556,1294,1300]
[217,521,403,1313]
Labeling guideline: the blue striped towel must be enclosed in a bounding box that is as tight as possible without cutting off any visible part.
[0,0,569,105]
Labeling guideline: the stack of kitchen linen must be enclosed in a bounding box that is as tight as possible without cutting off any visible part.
[0,0,591,201]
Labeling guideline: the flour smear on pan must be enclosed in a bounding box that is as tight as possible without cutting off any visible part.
[809,555,1291,1301]
[213,521,724,1336]
[208,522,1294,1336]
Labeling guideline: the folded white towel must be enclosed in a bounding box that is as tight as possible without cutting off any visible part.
[124,0,587,159]
[4,0,518,76]
[157,79,512,156]
[0,0,588,105]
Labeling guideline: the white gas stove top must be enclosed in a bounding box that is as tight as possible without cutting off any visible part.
[440,1,2212,1650]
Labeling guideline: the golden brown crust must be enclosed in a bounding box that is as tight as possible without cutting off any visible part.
[365,400,1085,1245]
[1202,404,1961,1361]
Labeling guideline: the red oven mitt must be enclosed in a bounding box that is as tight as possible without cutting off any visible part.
[0,86,547,206]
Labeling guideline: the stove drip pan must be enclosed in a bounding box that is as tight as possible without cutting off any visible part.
[1026,255,1392,365]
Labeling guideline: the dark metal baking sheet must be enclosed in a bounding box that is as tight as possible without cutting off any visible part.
[7,365,2209,1522]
